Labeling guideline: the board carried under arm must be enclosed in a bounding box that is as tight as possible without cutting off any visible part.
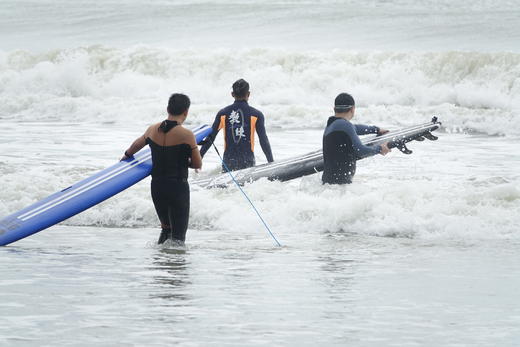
[195,117,441,188]
[0,125,212,246]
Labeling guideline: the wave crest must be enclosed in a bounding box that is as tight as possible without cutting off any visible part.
[1,46,519,135]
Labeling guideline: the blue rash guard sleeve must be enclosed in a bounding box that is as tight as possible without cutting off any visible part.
[345,122,382,159]
[355,124,379,135]
[255,113,274,162]
[199,112,222,157]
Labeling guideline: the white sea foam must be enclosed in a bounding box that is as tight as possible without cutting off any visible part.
[2,132,518,241]
[51,172,519,240]
[1,47,519,136]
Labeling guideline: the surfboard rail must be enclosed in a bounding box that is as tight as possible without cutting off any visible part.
[0,125,212,246]
[195,117,442,188]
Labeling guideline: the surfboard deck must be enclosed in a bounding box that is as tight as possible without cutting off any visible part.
[195,117,441,188]
[0,125,212,246]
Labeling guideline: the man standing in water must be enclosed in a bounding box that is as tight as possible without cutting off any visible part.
[121,93,202,244]
[200,79,274,171]
[322,93,391,185]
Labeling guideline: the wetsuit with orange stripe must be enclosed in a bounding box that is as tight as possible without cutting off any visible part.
[200,100,274,171]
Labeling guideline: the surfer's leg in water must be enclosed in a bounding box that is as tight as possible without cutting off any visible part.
[164,182,190,243]
[151,178,190,244]
[154,211,171,244]
[157,226,170,244]
[151,178,172,244]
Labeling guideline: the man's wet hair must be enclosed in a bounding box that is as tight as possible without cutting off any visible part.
[232,79,250,98]
[167,93,190,115]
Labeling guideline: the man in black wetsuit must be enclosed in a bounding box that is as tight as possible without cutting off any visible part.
[121,94,202,244]
[322,93,391,185]
[200,79,274,171]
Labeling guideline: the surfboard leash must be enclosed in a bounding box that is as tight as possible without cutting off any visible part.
[210,143,282,247]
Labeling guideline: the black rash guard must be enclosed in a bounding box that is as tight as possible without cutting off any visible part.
[200,100,274,171]
[322,116,382,185]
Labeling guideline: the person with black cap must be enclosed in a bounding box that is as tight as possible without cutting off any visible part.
[200,79,274,171]
[322,93,390,185]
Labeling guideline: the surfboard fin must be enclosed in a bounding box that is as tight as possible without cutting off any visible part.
[396,143,413,154]
[423,132,438,141]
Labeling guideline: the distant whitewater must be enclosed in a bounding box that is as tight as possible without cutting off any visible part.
[1,46,519,136]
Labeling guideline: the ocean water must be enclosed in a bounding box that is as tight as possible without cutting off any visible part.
[1,0,520,346]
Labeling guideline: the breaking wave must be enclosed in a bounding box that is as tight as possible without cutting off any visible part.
[1,46,519,135]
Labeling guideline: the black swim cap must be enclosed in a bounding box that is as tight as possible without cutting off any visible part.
[334,93,355,113]
[232,79,250,98]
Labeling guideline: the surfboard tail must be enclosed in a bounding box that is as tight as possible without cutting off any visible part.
[386,117,442,154]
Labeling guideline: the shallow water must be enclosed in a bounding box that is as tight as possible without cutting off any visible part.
[2,225,520,346]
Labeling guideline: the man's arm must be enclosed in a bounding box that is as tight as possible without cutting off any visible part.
[346,123,386,159]
[120,126,151,160]
[355,124,389,136]
[186,131,202,169]
[256,114,274,162]
[199,114,222,157]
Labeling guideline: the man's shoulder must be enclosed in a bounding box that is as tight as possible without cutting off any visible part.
[251,106,264,117]
[327,117,354,131]
[145,122,159,136]
[218,102,244,115]
[327,116,348,125]
[219,103,264,117]
[178,124,193,132]
[177,126,195,140]
[217,104,232,115]
[248,105,264,117]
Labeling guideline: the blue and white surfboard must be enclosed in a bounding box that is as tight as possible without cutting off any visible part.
[0,124,212,246]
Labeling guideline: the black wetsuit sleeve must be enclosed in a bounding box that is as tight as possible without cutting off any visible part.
[256,113,274,162]
[200,113,222,157]
[346,122,381,158]
[355,124,379,135]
